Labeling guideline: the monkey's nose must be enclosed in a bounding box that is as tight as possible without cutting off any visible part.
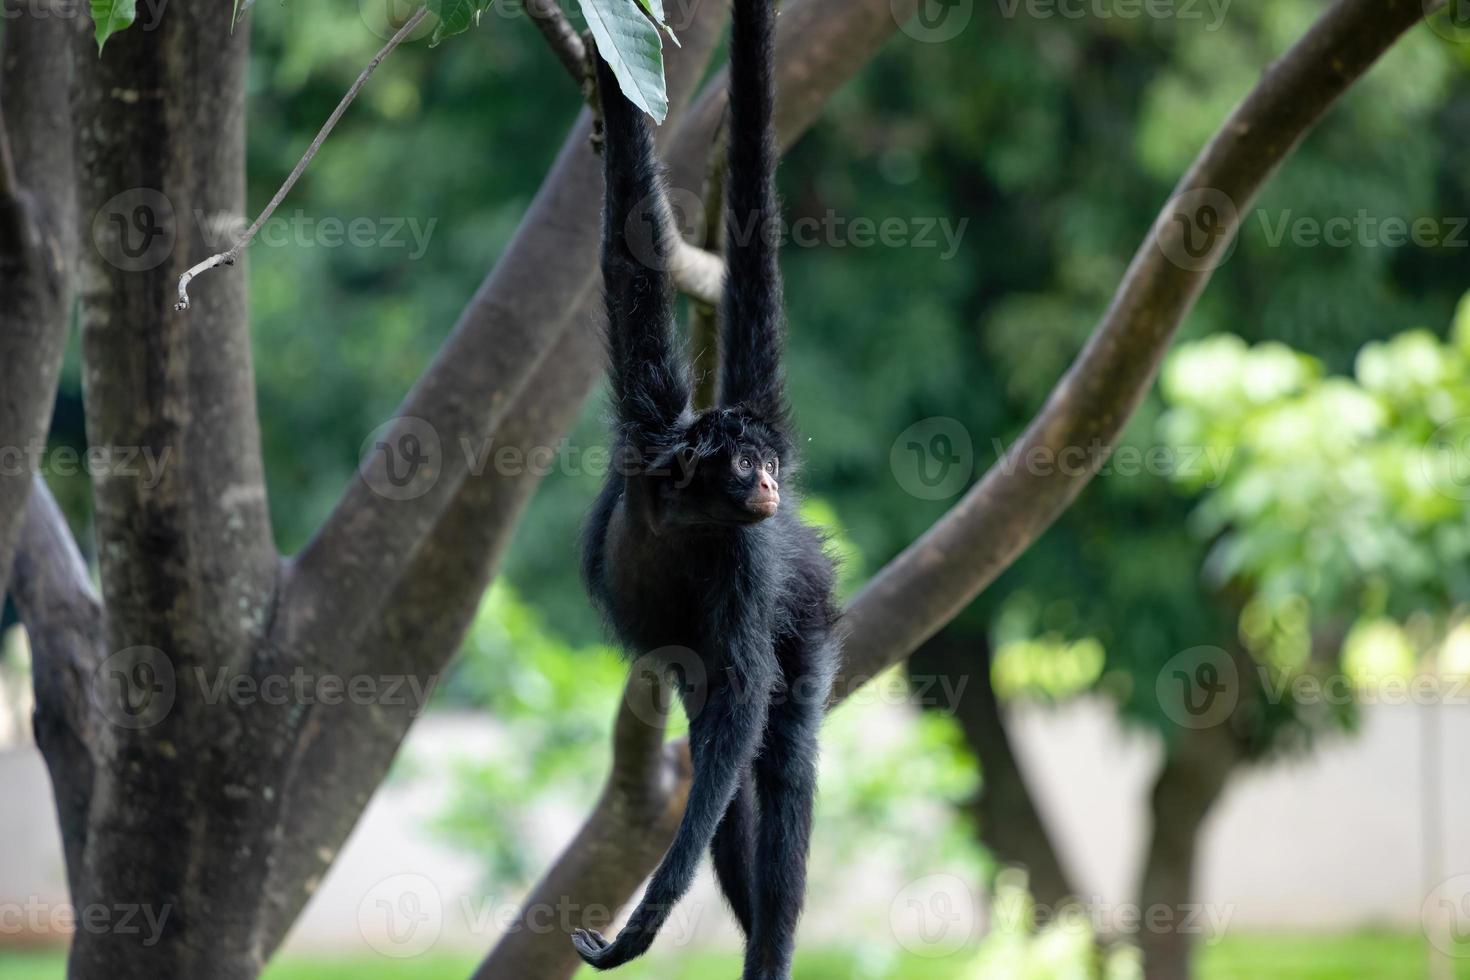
[759,474,777,492]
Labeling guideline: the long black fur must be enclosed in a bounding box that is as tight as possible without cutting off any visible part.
[574,6,840,978]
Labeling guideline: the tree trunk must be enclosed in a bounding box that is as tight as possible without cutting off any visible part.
[1136,723,1242,980]
[908,630,1079,915]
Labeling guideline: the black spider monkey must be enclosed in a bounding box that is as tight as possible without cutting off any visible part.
[572,1,840,977]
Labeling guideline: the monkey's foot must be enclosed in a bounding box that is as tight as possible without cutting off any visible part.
[571,928,613,967]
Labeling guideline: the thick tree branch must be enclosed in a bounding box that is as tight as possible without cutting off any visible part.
[834,0,1443,694]
[910,631,1080,915]
[0,2,76,606]
[526,0,592,93]
[11,478,103,901]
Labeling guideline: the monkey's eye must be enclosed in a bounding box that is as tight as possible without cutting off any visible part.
[737,455,754,473]
[765,459,779,476]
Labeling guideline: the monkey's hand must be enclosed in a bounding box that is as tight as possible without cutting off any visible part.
[571,928,616,968]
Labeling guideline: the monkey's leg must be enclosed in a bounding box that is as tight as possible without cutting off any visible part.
[744,668,828,980]
[710,773,758,935]
[573,667,773,970]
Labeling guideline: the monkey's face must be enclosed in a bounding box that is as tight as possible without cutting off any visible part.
[658,414,784,527]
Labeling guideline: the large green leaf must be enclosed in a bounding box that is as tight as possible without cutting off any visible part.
[578,0,667,123]
[89,0,136,52]
[429,0,493,44]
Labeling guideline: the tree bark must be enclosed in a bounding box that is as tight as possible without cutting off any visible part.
[0,0,76,602]
[1136,724,1243,980]
[909,630,1079,915]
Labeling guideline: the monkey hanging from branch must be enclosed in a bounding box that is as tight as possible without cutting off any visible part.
[573,1,842,977]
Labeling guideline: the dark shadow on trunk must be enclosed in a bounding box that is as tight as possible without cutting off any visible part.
[1137,721,1243,980]
[909,628,1079,916]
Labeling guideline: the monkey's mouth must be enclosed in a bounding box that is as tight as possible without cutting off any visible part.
[745,492,779,519]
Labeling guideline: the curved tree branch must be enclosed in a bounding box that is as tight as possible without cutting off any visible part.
[0,2,75,605]
[11,477,103,901]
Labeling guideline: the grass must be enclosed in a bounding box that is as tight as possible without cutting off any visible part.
[0,933,1466,978]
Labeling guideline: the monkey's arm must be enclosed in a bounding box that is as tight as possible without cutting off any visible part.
[719,0,787,423]
[595,51,690,448]
[573,656,773,969]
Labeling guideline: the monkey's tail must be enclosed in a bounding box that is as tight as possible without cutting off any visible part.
[574,668,772,969]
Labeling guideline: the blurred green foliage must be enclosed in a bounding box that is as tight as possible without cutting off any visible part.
[1154,298,1470,740]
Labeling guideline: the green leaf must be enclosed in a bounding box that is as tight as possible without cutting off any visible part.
[90,0,136,52]
[578,0,667,123]
[634,0,679,46]
[231,0,257,30]
[429,0,492,44]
